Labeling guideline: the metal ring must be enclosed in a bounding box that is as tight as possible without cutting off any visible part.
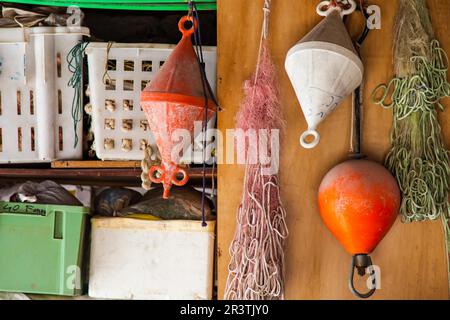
[348,255,377,299]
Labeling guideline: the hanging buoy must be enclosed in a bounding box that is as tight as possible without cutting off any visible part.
[285,0,363,148]
[318,159,400,298]
[141,15,217,199]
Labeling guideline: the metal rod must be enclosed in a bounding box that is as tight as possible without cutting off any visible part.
[349,0,369,159]
[351,85,363,158]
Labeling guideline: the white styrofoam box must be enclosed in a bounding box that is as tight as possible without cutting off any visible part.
[89,217,215,300]
[0,26,89,163]
[86,42,217,161]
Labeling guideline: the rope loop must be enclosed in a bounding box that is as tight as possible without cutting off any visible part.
[373,40,450,223]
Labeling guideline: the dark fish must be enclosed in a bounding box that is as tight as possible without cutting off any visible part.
[118,186,214,221]
[94,188,142,216]
[10,180,82,206]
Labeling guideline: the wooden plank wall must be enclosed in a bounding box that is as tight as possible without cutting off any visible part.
[217,0,450,299]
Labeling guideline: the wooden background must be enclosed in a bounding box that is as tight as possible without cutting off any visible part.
[217,0,450,299]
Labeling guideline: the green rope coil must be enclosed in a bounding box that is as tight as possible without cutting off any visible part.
[67,41,89,148]
[372,40,450,290]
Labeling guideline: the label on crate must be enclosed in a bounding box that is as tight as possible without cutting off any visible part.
[1,203,47,216]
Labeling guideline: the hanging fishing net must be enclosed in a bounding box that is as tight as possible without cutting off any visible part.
[372,0,450,291]
[224,0,289,300]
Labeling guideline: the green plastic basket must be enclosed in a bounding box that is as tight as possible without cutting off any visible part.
[0,201,89,296]
[0,0,216,11]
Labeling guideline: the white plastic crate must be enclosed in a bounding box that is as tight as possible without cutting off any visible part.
[89,217,215,300]
[86,42,217,161]
[0,26,89,163]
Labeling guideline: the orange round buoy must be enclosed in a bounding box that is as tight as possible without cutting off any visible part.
[318,159,400,298]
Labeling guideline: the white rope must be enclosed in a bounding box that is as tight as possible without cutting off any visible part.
[262,0,271,40]
[224,165,289,300]
[350,91,355,153]
[140,144,154,190]
[252,0,272,107]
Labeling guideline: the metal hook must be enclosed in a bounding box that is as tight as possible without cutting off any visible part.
[348,254,377,299]
[188,0,194,16]
[355,0,370,47]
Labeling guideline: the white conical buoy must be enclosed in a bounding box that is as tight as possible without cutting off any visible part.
[285,0,363,149]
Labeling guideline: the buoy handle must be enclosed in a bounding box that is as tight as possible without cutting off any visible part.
[171,166,189,186]
[316,0,356,17]
[178,15,198,37]
[149,165,164,184]
[300,129,320,149]
[348,254,377,299]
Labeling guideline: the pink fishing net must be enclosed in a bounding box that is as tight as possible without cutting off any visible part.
[235,46,285,135]
[224,43,289,300]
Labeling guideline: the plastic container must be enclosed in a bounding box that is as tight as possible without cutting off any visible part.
[89,217,215,300]
[0,26,89,163]
[0,201,89,296]
[85,42,217,160]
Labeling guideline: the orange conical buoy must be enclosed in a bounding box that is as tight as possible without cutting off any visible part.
[318,159,400,298]
[141,16,217,199]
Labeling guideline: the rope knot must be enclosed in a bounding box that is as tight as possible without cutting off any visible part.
[262,0,271,40]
